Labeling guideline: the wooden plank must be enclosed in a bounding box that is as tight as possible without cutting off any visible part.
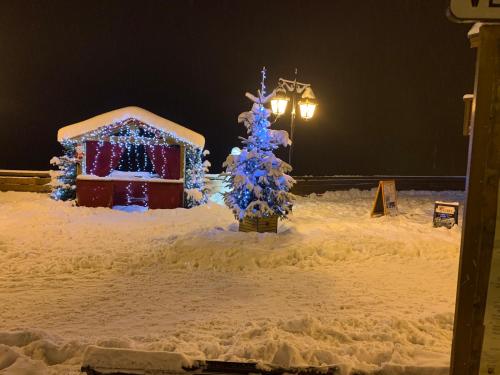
[82,360,340,375]
[464,95,474,136]
[205,175,465,197]
[370,182,384,217]
[0,183,51,193]
[81,135,172,145]
[180,145,186,179]
[180,145,186,207]
[290,176,465,195]
[238,222,255,233]
[0,176,51,185]
[239,216,278,233]
[450,25,500,375]
[0,170,50,178]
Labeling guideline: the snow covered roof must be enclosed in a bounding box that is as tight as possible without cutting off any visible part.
[57,106,205,148]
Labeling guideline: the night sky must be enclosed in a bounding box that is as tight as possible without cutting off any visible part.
[0,0,474,175]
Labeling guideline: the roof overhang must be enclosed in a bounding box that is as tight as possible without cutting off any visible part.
[57,106,205,148]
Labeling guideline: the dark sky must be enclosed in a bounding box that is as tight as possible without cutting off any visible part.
[0,0,474,175]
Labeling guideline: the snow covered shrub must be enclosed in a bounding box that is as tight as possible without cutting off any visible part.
[223,68,295,220]
[50,141,79,201]
[184,147,210,207]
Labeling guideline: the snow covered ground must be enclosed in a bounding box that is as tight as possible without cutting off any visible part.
[0,189,463,375]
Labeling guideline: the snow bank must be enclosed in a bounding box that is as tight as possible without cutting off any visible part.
[82,345,196,373]
[0,330,84,374]
[0,189,464,374]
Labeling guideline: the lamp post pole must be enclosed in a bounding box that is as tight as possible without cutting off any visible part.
[289,88,297,166]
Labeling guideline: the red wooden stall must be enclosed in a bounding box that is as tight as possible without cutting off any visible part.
[57,106,205,210]
[76,177,184,209]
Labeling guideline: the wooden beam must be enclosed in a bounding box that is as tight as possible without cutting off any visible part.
[180,145,186,179]
[81,359,341,375]
[73,120,183,146]
[450,25,500,375]
[81,136,173,145]
[463,95,474,136]
[0,177,51,185]
[289,176,465,195]
[180,145,186,207]
[0,170,50,178]
[0,184,51,193]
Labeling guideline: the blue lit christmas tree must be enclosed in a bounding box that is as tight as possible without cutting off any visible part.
[224,68,295,220]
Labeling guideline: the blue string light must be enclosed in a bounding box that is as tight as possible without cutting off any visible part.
[223,68,295,220]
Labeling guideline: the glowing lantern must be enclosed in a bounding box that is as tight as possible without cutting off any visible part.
[270,88,290,116]
[298,87,317,120]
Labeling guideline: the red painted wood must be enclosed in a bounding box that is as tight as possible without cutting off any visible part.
[148,182,183,209]
[85,141,124,176]
[146,145,180,179]
[113,180,148,206]
[76,179,113,207]
[164,145,181,180]
[76,179,183,209]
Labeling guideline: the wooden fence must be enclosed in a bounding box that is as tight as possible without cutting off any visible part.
[0,172,465,195]
[290,176,466,195]
[208,175,466,197]
[0,170,52,193]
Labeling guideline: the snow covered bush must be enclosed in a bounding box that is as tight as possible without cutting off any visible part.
[50,141,79,201]
[185,148,210,207]
[223,68,295,220]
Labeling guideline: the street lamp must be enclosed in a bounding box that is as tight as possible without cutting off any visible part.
[270,71,317,165]
[270,87,290,116]
[298,87,317,120]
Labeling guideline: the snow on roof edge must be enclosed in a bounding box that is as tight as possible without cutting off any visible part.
[467,22,499,38]
[468,22,482,37]
[57,106,205,148]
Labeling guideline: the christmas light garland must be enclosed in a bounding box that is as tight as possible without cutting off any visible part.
[51,118,209,208]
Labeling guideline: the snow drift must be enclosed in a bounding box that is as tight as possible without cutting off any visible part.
[0,189,463,374]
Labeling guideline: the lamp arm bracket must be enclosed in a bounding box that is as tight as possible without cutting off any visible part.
[295,84,309,94]
[278,78,311,94]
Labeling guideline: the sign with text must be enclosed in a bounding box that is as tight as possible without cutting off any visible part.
[371,180,398,217]
[479,184,500,375]
[450,0,500,21]
[433,201,460,229]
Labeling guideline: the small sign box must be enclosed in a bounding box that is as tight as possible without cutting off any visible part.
[433,201,459,229]
[371,180,398,217]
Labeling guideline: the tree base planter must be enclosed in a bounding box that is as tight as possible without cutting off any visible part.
[239,215,278,233]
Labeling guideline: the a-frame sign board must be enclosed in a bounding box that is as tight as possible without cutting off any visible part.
[371,180,398,217]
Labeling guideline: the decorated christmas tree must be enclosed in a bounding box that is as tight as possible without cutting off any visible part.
[185,148,211,207]
[223,68,295,221]
[50,141,80,201]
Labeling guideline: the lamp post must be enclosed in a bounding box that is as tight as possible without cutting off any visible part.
[270,70,317,166]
